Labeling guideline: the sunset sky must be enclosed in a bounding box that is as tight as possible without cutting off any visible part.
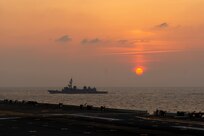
[1,0,204,87]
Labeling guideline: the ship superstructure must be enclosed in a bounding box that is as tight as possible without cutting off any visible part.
[48,78,107,94]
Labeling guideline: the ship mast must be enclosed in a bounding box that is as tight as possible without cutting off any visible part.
[68,78,73,88]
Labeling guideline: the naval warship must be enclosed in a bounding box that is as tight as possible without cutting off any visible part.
[48,79,108,94]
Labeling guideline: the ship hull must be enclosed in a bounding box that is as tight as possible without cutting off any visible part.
[48,90,108,94]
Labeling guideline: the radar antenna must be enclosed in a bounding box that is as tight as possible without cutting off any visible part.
[68,78,73,88]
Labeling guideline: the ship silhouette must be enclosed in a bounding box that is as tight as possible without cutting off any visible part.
[48,78,108,94]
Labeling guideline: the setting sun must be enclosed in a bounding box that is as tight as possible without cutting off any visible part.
[0,0,204,135]
[135,67,144,76]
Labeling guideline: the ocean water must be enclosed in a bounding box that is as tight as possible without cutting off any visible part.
[0,87,203,113]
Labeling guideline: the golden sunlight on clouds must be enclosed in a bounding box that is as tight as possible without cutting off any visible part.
[1,0,204,86]
[130,30,155,38]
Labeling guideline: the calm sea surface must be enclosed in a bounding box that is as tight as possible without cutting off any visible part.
[0,87,203,113]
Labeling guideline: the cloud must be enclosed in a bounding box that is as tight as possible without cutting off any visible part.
[131,39,150,43]
[81,38,101,44]
[156,23,169,29]
[117,39,150,46]
[80,38,150,48]
[112,49,182,55]
[116,39,135,48]
[117,40,129,44]
[56,35,72,43]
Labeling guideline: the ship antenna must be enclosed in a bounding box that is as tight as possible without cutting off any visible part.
[68,78,73,88]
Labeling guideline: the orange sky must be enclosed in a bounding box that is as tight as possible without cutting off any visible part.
[0,0,204,87]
